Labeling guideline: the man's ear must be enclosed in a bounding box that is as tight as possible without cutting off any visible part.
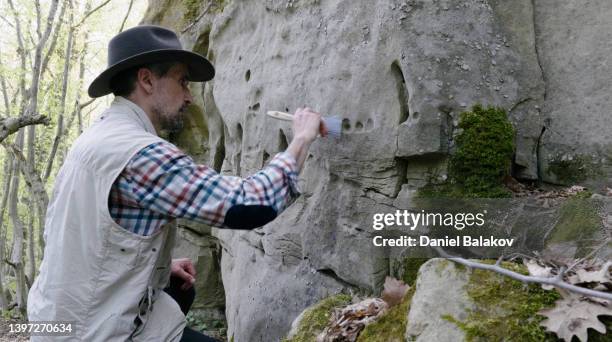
[136,68,155,94]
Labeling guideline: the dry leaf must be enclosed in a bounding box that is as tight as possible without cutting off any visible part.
[567,185,587,196]
[524,259,555,290]
[317,298,388,342]
[381,276,409,307]
[539,296,611,342]
[575,261,612,285]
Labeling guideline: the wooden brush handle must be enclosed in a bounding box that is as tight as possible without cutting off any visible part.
[266,111,294,121]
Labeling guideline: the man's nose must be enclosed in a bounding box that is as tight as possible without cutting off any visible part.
[184,88,193,105]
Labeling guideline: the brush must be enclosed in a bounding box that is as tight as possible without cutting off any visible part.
[266,110,342,138]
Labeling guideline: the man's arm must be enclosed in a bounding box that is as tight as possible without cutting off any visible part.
[112,107,324,232]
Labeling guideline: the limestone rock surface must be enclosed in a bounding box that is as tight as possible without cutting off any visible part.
[404,259,472,341]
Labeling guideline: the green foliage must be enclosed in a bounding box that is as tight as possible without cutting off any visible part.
[444,262,560,341]
[184,0,202,22]
[185,311,226,337]
[547,154,601,185]
[283,294,352,342]
[417,105,515,198]
[449,105,515,198]
[357,286,415,342]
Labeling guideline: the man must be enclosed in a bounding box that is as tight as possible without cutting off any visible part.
[27,25,326,341]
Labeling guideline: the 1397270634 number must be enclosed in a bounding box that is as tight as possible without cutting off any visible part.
[9,321,75,336]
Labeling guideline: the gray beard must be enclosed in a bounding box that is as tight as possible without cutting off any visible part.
[159,114,184,134]
[156,104,187,135]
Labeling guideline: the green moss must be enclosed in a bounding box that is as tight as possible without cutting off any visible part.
[171,103,209,159]
[547,154,601,185]
[547,198,602,256]
[390,258,429,286]
[418,105,514,198]
[444,261,560,341]
[183,0,227,23]
[450,105,514,198]
[416,182,466,198]
[283,294,352,342]
[185,310,226,339]
[357,286,416,342]
[184,0,202,22]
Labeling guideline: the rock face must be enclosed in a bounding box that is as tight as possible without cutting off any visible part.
[141,0,612,340]
[404,259,472,341]
[534,0,612,188]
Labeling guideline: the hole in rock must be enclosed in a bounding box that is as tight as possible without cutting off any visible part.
[278,129,289,151]
[391,60,410,124]
[342,118,351,132]
[355,121,364,131]
[366,118,374,130]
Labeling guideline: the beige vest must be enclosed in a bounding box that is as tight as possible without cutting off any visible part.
[27,97,186,341]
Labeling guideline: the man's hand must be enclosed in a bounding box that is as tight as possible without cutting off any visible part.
[171,258,196,290]
[292,107,328,143]
[286,107,328,171]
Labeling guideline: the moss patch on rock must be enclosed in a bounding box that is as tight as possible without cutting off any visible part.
[444,261,560,341]
[546,154,602,185]
[390,258,430,286]
[283,294,352,342]
[183,0,227,23]
[418,105,514,198]
[357,286,416,342]
[183,0,203,22]
[546,198,603,256]
[170,103,209,161]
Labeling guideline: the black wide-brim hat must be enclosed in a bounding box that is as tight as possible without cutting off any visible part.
[88,25,215,98]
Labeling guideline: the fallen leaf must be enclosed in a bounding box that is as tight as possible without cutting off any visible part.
[524,259,555,290]
[317,298,388,342]
[575,261,612,285]
[381,276,409,307]
[539,295,611,342]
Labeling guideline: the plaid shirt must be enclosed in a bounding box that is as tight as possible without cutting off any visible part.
[109,141,299,235]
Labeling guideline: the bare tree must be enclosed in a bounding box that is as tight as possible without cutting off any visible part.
[44,0,74,181]
[7,131,26,316]
[0,153,14,311]
[0,115,50,143]
[119,0,135,33]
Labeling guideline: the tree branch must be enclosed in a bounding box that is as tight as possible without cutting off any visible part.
[434,247,612,301]
[2,142,49,209]
[73,0,111,29]
[35,0,42,39]
[0,115,50,143]
[7,0,28,113]
[0,45,11,116]
[40,0,68,79]
[44,0,74,181]
[118,0,134,33]
[181,2,216,33]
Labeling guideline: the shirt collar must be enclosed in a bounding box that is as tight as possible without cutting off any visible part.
[111,96,158,136]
